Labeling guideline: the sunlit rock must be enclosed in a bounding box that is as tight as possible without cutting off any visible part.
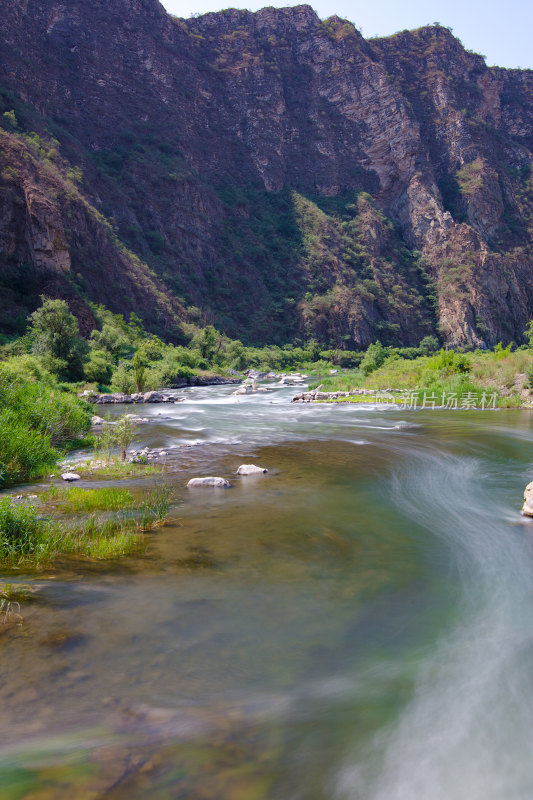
[187,477,232,488]
[237,464,268,475]
[522,482,533,516]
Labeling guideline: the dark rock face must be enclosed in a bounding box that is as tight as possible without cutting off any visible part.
[0,2,532,346]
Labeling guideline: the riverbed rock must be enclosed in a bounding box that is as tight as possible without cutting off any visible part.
[143,391,164,402]
[247,370,268,381]
[187,477,232,488]
[278,374,306,386]
[233,384,253,395]
[237,464,268,475]
[522,481,533,516]
[61,472,81,482]
[91,415,105,425]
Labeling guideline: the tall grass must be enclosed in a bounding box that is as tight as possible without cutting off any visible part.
[43,486,135,513]
[0,359,91,486]
[0,486,173,566]
[0,497,51,561]
[140,486,172,527]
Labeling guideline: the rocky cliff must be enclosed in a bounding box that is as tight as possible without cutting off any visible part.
[0,0,532,347]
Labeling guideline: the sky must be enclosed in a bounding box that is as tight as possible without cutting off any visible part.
[160,0,532,69]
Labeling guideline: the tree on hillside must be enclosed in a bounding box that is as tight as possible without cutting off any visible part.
[30,297,88,381]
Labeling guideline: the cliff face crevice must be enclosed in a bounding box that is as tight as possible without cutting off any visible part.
[0,1,532,346]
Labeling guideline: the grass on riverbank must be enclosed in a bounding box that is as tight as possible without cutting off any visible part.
[0,486,172,566]
[0,358,91,487]
[310,348,533,408]
[62,456,164,480]
[42,486,135,513]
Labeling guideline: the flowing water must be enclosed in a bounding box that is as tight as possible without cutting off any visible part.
[2,383,533,799]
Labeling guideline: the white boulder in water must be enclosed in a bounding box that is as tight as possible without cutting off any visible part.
[187,477,232,488]
[237,464,268,475]
[233,384,253,395]
[522,481,533,516]
[61,472,80,482]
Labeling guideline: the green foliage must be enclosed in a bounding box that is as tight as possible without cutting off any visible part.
[524,321,533,349]
[30,297,88,381]
[92,415,137,461]
[0,485,172,565]
[318,341,529,407]
[456,157,485,196]
[0,409,57,487]
[226,339,247,371]
[493,341,513,360]
[419,335,440,355]
[2,109,17,129]
[84,349,113,385]
[43,485,134,513]
[427,348,471,374]
[113,415,138,461]
[360,341,387,376]
[0,497,47,560]
[193,325,219,363]
[90,322,132,362]
[0,359,90,485]
[110,363,136,394]
[132,351,146,392]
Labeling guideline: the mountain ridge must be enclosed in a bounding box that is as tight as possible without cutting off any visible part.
[0,1,532,347]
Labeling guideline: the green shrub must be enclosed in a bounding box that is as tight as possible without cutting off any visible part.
[110,363,136,393]
[360,341,387,376]
[493,341,513,360]
[30,297,88,381]
[427,348,471,375]
[84,349,113,384]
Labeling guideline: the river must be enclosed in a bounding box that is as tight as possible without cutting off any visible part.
[2,382,533,799]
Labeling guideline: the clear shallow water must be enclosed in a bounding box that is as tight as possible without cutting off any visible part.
[2,385,533,798]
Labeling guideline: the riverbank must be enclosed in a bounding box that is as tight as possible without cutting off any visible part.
[306,348,533,409]
[0,483,171,566]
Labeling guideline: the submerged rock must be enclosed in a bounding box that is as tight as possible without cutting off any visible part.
[124,414,150,423]
[237,464,268,475]
[61,472,80,482]
[187,477,232,488]
[522,481,533,516]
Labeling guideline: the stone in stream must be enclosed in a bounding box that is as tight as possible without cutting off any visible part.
[522,481,533,516]
[232,384,253,395]
[236,464,268,475]
[143,391,165,402]
[91,415,105,425]
[61,473,80,482]
[187,477,232,488]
